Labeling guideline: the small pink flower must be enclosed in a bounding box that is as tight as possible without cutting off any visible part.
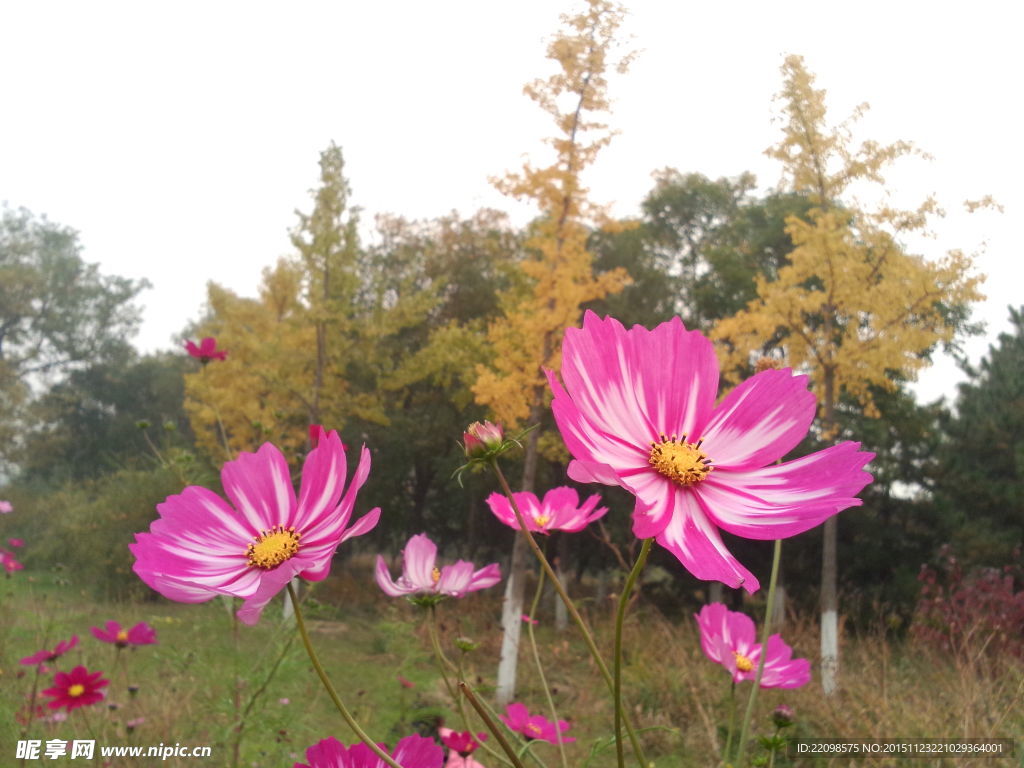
[131,429,380,625]
[42,665,108,712]
[20,635,79,667]
[375,533,501,600]
[499,702,575,744]
[294,734,443,768]
[278,698,290,705]
[487,487,607,534]
[521,614,538,625]
[8,538,24,547]
[126,716,145,731]
[91,621,157,648]
[0,547,23,573]
[439,727,487,756]
[463,421,504,458]
[444,756,488,768]
[547,312,874,592]
[695,603,810,688]
[0,500,13,513]
[184,336,228,363]
[397,674,415,689]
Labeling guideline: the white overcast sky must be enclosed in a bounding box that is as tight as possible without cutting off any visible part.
[1,1,1020,405]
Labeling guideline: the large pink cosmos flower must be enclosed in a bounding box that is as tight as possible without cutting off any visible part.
[439,727,487,757]
[695,603,810,688]
[486,486,607,535]
[499,702,575,744]
[42,665,109,712]
[375,533,501,600]
[184,336,228,363]
[547,312,874,592]
[131,429,380,625]
[294,734,443,768]
[20,635,79,667]
[91,621,157,648]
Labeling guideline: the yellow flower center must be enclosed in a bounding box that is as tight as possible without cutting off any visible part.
[116,630,129,643]
[525,723,543,737]
[649,434,712,486]
[431,567,441,584]
[68,684,86,698]
[245,525,301,569]
[533,513,551,528]
[733,651,754,672]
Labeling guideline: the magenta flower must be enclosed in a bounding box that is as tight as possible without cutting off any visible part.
[0,547,23,573]
[486,486,607,534]
[8,537,23,547]
[439,727,487,756]
[0,500,12,513]
[695,603,810,688]
[20,635,79,667]
[41,665,108,712]
[499,702,575,744]
[91,621,158,648]
[463,420,504,458]
[131,429,380,625]
[184,336,228,363]
[294,734,443,768]
[375,533,501,601]
[546,312,874,592]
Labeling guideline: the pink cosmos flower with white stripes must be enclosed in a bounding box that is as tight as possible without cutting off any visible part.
[294,734,443,768]
[695,602,810,688]
[131,429,379,625]
[375,533,501,600]
[91,621,158,648]
[485,486,607,535]
[547,312,874,592]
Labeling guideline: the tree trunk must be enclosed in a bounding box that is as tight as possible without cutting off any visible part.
[553,535,568,632]
[708,581,723,605]
[495,404,542,706]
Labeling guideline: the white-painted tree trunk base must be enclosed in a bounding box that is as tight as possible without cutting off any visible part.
[496,567,523,706]
[821,608,838,695]
[770,584,786,633]
[708,581,723,604]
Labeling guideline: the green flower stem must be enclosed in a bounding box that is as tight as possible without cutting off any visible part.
[733,539,782,767]
[288,583,406,768]
[767,726,781,768]
[526,560,568,768]
[459,681,529,768]
[455,653,520,768]
[723,681,736,764]
[431,609,515,768]
[614,537,652,768]
[489,459,649,768]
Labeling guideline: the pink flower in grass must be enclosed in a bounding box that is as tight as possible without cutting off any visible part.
[695,603,810,688]
[1,547,23,573]
[131,429,380,625]
[499,702,575,744]
[20,635,79,667]
[439,727,487,756]
[8,537,23,547]
[0,500,12,513]
[42,665,108,712]
[91,621,157,648]
[486,486,607,534]
[184,336,228,363]
[375,533,501,601]
[547,312,874,592]
[295,734,443,768]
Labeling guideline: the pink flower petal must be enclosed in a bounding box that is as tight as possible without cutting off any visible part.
[220,443,296,533]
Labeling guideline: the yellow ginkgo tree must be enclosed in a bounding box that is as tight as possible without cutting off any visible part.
[712,54,990,695]
[472,0,632,705]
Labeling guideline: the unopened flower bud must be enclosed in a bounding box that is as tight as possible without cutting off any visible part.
[454,636,478,653]
[771,704,795,728]
[463,421,504,457]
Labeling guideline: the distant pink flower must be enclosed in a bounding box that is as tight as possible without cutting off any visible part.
[42,665,108,712]
[294,734,443,768]
[0,500,12,513]
[0,547,23,573]
[91,621,157,648]
[20,635,79,667]
[8,538,23,547]
[486,486,607,535]
[499,702,575,744]
[397,674,415,689]
[695,603,810,688]
[125,716,145,731]
[439,727,487,756]
[547,312,874,592]
[131,429,380,625]
[184,336,228,363]
[521,614,538,625]
[375,533,501,600]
